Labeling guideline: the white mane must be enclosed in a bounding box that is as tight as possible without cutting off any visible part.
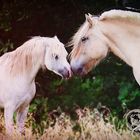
[0,37,47,75]
[100,10,140,22]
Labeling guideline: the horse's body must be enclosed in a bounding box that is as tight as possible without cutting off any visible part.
[70,10,140,84]
[0,36,71,134]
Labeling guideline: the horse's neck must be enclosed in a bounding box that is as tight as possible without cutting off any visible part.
[100,20,140,66]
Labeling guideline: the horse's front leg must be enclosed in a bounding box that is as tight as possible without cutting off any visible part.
[4,106,15,134]
[16,105,29,134]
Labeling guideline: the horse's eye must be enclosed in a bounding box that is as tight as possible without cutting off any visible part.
[55,55,59,60]
[81,37,89,42]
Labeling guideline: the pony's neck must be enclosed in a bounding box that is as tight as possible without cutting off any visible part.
[2,38,47,82]
[28,48,46,82]
[22,38,46,82]
[99,20,140,66]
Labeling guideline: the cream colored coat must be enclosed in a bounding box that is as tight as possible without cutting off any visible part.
[70,10,140,84]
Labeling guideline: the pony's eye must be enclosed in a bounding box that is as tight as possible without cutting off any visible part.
[55,55,59,60]
[81,37,89,42]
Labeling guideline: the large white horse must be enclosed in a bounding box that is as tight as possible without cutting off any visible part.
[0,36,71,134]
[70,10,140,84]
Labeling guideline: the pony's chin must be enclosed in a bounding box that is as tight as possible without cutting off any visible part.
[54,71,72,80]
[52,70,62,78]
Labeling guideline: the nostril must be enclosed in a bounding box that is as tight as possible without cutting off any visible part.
[71,67,75,73]
[77,67,83,74]
[71,66,83,74]
[58,69,63,74]
[64,67,67,71]
[67,70,70,77]
[64,67,69,76]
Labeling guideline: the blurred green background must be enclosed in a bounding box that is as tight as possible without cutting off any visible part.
[0,0,140,131]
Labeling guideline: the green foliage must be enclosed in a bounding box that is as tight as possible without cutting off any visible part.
[0,9,11,31]
[0,40,14,55]
[118,81,140,109]
[44,56,140,119]
[29,97,48,134]
[109,114,127,131]
[47,77,104,110]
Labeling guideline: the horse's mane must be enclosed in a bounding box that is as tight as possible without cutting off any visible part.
[0,36,46,76]
[69,10,140,51]
[68,20,90,59]
[100,10,140,22]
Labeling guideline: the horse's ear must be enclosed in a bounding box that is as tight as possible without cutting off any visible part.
[85,14,93,28]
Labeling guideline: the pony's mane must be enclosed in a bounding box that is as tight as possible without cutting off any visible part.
[100,10,140,22]
[0,36,46,76]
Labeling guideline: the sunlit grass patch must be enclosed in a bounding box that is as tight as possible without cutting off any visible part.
[0,108,139,140]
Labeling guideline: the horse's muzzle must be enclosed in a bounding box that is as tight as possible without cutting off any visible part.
[71,66,85,76]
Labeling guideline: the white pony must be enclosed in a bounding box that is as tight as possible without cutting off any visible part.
[0,36,71,134]
[70,10,140,85]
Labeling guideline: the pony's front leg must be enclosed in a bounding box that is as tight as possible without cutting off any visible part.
[16,105,29,134]
[4,106,15,134]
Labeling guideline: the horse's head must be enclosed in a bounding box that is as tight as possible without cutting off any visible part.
[45,36,72,79]
[70,14,109,75]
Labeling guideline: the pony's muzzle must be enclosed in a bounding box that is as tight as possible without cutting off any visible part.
[58,67,72,79]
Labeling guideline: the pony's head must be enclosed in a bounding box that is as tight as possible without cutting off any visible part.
[70,14,109,75]
[45,36,72,79]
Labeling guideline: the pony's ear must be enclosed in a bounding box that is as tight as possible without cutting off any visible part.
[88,13,92,17]
[54,35,59,40]
[85,14,93,28]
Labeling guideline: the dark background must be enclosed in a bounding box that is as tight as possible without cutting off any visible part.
[0,0,116,46]
[0,0,140,47]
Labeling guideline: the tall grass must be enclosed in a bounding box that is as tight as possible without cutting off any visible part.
[0,108,139,140]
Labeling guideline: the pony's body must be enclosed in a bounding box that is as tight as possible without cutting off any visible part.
[0,36,71,134]
[70,10,140,85]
